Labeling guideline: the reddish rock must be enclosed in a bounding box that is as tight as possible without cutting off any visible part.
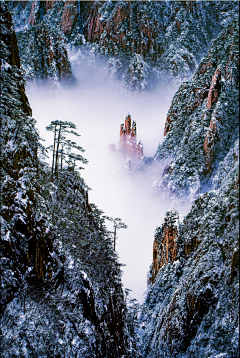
[118,114,144,160]
[206,68,221,109]
[164,115,171,136]
[196,60,213,76]
[28,0,36,26]
[45,0,57,11]
[151,210,179,283]
[152,240,160,283]
[176,19,181,31]
[230,247,239,282]
[1,6,32,115]
[125,115,131,135]
[60,1,78,36]
[184,235,199,258]
[84,2,161,59]
[234,174,239,190]
[33,25,72,81]
[203,113,221,175]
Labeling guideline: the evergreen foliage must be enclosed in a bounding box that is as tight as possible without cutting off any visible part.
[0,3,133,356]
[154,11,239,199]
[46,120,87,179]
[137,5,239,358]
[1,1,239,357]
[9,0,74,83]
[139,164,239,357]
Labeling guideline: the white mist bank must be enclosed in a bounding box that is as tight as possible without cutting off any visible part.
[26,50,191,303]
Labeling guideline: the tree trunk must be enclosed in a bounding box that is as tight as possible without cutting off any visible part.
[55,124,62,178]
[60,145,63,170]
[114,226,117,250]
[52,125,57,181]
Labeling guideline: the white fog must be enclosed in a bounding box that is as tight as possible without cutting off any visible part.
[26,49,191,303]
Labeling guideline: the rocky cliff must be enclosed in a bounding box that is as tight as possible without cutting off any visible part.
[140,6,239,357]
[154,10,239,198]
[0,1,53,314]
[142,164,239,357]
[0,3,133,357]
[9,1,235,87]
[83,1,228,78]
[9,0,75,82]
[150,210,179,283]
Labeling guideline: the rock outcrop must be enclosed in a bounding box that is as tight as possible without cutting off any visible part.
[151,210,179,283]
[60,0,78,36]
[119,114,144,160]
[155,13,239,196]
[10,0,74,82]
[83,1,226,79]
[84,1,207,59]
[143,170,239,357]
[0,1,53,314]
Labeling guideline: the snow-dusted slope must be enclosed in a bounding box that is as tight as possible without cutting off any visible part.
[138,9,239,358]
[0,3,133,357]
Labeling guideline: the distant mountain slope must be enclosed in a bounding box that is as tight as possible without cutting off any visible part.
[0,3,133,357]
[9,1,236,88]
[83,1,230,77]
[8,0,76,82]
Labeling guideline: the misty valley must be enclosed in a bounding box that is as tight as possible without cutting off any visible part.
[0,1,239,358]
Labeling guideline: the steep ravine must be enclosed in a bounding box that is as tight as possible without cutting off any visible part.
[0,4,131,357]
[25,48,188,304]
[1,1,239,357]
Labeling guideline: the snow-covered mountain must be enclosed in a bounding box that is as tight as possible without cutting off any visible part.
[1,1,239,357]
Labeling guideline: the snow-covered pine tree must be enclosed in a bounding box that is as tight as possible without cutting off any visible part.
[46,120,87,179]
[0,3,133,356]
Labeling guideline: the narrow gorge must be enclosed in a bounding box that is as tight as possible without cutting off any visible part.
[0,1,239,358]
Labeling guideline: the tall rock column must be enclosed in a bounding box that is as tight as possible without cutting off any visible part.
[151,210,179,283]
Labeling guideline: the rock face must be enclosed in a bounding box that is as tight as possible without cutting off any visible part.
[140,8,239,358]
[154,12,239,196]
[84,1,202,58]
[1,4,131,357]
[0,1,53,314]
[27,0,58,26]
[17,21,73,82]
[60,0,78,36]
[83,1,225,78]
[142,173,239,357]
[119,114,144,160]
[0,4,32,115]
[151,210,179,283]
[10,0,74,82]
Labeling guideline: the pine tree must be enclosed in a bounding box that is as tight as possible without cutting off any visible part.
[46,120,87,179]
[107,217,128,251]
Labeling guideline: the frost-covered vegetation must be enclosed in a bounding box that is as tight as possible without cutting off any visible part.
[0,3,135,357]
[154,11,239,199]
[139,163,239,357]
[1,1,239,357]
[8,0,237,91]
[137,4,239,358]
